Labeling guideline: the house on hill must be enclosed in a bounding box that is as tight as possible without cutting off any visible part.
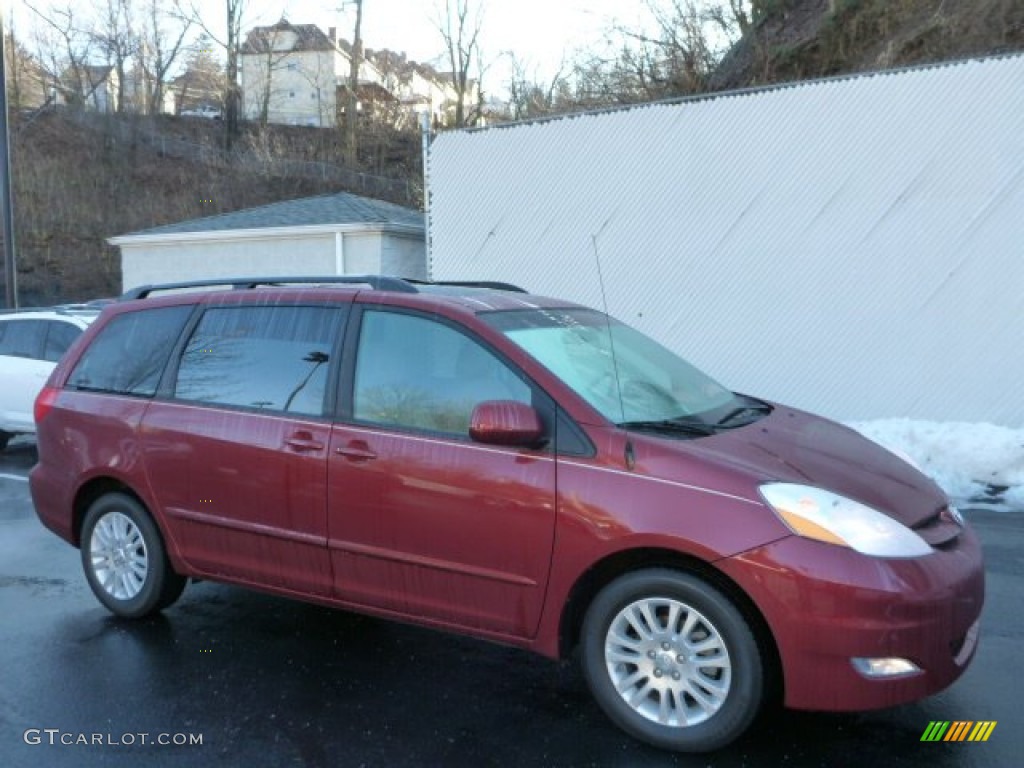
[239,19,386,127]
[55,65,119,112]
[366,48,480,128]
[110,191,426,291]
[238,19,475,129]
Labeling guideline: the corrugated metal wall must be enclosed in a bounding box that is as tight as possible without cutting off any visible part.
[429,55,1024,428]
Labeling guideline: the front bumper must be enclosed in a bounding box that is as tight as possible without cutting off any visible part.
[718,524,984,711]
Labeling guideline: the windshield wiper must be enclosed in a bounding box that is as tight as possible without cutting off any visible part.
[70,384,112,393]
[715,402,772,427]
[618,419,718,437]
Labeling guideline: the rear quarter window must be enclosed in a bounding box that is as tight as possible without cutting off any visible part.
[67,305,193,396]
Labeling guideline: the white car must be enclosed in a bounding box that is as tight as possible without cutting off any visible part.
[180,105,222,119]
[0,306,99,450]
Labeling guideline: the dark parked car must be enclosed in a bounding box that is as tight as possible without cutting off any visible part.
[30,277,984,752]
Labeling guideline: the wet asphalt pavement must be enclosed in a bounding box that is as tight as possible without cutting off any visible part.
[1,438,1021,768]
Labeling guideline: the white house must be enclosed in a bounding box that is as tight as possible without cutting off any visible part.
[239,19,477,129]
[110,191,426,291]
[55,65,119,112]
[239,20,384,127]
[368,48,480,127]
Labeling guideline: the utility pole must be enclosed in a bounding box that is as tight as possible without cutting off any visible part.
[0,11,18,309]
[420,110,431,276]
[343,0,363,166]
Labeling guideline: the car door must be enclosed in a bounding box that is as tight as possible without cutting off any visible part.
[141,302,348,596]
[327,307,557,638]
[0,319,50,432]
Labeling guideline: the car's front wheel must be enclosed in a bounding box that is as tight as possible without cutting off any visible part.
[581,568,764,752]
[80,493,186,618]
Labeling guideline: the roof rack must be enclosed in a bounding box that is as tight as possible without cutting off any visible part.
[120,275,527,301]
[5,303,105,316]
[413,279,527,293]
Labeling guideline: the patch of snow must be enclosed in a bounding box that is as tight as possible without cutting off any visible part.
[846,419,1024,512]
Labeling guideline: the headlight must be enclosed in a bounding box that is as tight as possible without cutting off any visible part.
[760,483,932,558]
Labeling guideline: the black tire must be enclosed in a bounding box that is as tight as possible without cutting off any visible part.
[80,493,187,618]
[581,568,764,753]
[0,431,11,452]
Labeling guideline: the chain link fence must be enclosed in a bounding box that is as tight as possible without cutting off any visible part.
[63,110,420,206]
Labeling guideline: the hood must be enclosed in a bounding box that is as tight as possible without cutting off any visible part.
[637,405,948,529]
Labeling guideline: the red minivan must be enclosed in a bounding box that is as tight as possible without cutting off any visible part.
[30,277,984,752]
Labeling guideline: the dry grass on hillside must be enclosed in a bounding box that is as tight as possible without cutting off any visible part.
[10,111,414,304]
[713,0,1024,88]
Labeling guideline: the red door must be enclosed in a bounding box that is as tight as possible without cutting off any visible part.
[327,425,556,637]
[141,303,345,595]
[327,308,557,638]
[142,404,333,595]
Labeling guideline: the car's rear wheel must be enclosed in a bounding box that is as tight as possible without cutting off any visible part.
[0,431,10,451]
[81,493,186,618]
[581,568,764,753]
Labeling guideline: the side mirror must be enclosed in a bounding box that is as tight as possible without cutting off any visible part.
[469,400,544,447]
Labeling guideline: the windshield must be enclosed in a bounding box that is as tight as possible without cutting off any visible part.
[481,308,736,424]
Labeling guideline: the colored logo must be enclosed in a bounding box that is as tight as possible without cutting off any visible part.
[921,721,996,742]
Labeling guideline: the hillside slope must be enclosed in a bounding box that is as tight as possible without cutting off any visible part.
[9,112,418,305]
[711,0,1024,89]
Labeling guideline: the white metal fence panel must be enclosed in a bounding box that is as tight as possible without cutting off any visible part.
[429,55,1024,427]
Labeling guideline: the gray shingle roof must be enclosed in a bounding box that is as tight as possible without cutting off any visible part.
[240,20,335,54]
[121,191,423,238]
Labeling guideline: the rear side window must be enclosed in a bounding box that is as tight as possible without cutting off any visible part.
[174,305,343,416]
[68,305,193,396]
[0,319,45,359]
[42,321,83,363]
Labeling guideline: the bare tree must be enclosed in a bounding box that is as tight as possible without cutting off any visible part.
[505,55,569,121]
[708,0,754,38]
[91,0,136,113]
[565,0,752,107]
[173,39,225,114]
[343,0,364,165]
[434,0,483,128]
[619,1,722,96]
[3,18,43,110]
[4,19,21,111]
[223,0,244,148]
[137,0,193,115]
[25,2,93,109]
[182,0,245,149]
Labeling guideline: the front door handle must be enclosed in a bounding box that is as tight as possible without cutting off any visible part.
[335,441,378,461]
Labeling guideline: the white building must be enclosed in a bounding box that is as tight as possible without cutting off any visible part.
[239,19,476,129]
[429,54,1024,428]
[239,20,384,128]
[55,65,119,112]
[368,48,480,127]
[110,192,426,291]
